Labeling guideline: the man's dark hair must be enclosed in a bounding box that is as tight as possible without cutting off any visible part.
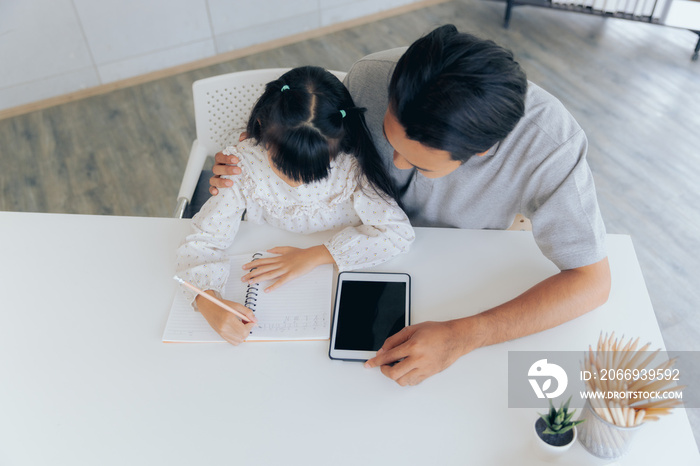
[389,24,528,162]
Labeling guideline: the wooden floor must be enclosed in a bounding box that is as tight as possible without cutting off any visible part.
[1,0,699,449]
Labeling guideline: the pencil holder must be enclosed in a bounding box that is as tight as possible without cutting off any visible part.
[577,400,643,460]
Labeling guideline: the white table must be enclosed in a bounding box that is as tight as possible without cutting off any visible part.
[0,212,697,465]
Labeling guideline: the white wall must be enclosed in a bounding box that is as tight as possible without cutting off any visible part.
[664,0,700,29]
[0,0,422,113]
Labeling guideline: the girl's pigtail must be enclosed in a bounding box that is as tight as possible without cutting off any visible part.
[341,107,403,209]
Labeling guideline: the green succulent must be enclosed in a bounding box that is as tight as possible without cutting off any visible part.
[539,396,585,436]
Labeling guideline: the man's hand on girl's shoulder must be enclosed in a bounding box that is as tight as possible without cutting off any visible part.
[209,151,240,195]
[209,132,248,195]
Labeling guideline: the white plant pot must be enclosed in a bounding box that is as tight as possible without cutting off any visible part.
[532,418,577,461]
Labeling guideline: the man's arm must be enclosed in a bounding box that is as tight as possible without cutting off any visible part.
[364,256,611,386]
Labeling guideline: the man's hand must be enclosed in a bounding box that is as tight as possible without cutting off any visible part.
[364,320,479,386]
[241,245,335,293]
[196,291,256,345]
[209,132,247,195]
[365,257,611,387]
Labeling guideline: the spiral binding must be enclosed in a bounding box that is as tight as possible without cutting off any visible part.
[244,252,264,311]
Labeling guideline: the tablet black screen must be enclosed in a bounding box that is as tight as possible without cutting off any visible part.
[334,281,407,351]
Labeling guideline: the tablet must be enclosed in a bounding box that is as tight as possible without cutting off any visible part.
[329,272,411,361]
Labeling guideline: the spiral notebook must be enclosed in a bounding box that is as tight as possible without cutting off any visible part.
[163,252,333,342]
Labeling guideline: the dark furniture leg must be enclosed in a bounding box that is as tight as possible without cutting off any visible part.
[504,0,514,28]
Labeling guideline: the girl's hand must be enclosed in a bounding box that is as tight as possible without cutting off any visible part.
[241,245,335,292]
[196,291,256,345]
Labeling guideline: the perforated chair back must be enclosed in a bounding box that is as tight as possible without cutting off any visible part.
[174,68,346,217]
[193,68,290,156]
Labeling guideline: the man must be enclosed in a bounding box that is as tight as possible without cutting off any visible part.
[207,24,611,386]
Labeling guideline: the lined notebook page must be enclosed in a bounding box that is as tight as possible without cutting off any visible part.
[163,252,333,342]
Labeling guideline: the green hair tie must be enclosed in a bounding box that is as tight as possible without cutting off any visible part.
[339,110,346,118]
[281,85,290,92]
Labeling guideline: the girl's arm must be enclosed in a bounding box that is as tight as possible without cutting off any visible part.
[175,173,247,304]
[324,184,415,271]
[240,245,336,293]
[241,183,414,290]
[241,183,415,290]
[176,173,253,343]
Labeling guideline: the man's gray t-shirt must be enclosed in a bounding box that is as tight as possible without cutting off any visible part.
[345,47,607,271]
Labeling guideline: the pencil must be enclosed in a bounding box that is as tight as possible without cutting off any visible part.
[173,276,256,324]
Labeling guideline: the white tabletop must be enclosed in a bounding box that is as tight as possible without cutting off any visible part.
[0,212,697,465]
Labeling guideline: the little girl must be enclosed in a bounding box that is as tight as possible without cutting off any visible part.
[176,66,415,345]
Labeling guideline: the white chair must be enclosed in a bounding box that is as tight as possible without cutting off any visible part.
[174,68,347,218]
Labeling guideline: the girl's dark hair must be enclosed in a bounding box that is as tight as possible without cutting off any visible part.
[246,66,399,203]
[389,24,528,162]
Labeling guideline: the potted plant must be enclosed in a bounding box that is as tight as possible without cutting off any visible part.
[533,396,584,458]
